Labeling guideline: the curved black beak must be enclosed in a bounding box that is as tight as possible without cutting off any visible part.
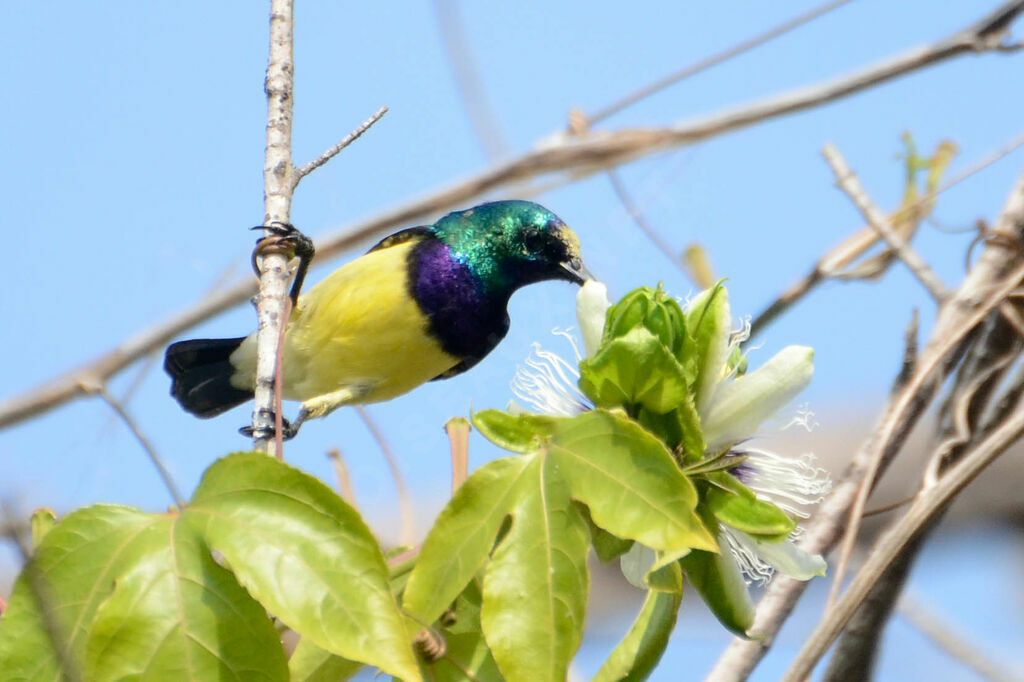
[560,257,594,285]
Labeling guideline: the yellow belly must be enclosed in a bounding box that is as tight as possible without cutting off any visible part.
[230,239,460,404]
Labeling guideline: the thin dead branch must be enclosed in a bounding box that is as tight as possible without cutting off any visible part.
[707,166,1024,682]
[292,106,390,186]
[782,395,1024,680]
[897,590,1021,682]
[2,1,1023,431]
[88,384,185,508]
[355,406,415,546]
[251,0,298,454]
[584,0,855,127]
[445,417,470,494]
[432,0,507,159]
[822,143,951,301]
[749,129,1024,340]
[326,448,358,507]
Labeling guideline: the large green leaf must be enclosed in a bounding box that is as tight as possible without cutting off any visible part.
[481,456,590,682]
[186,453,419,682]
[403,456,532,624]
[593,564,682,682]
[548,410,718,563]
[85,517,287,680]
[579,328,690,414]
[288,638,362,682]
[0,505,173,681]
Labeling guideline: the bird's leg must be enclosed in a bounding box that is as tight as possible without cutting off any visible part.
[238,385,368,441]
[238,408,299,441]
[250,222,316,307]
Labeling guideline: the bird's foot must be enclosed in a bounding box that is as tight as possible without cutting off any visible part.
[250,222,315,276]
[239,408,300,441]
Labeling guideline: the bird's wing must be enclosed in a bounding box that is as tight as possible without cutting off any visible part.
[365,226,432,254]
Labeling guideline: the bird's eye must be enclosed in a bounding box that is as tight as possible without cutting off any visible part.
[523,227,545,254]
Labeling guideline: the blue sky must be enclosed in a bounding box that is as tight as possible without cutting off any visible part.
[3,1,1024,679]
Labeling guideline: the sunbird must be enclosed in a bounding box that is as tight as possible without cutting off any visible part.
[164,200,591,438]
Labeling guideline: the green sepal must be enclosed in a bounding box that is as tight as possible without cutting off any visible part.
[685,280,730,412]
[472,409,557,453]
[703,473,795,539]
[679,506,755,637]
[603,286,653,343]
[680,548,754,637]
[593,563,683,682]
[579,328,691,414]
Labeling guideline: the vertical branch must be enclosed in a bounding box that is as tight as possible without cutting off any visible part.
[252,0,297,454]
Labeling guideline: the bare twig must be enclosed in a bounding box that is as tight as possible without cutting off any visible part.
[822,143,951,301]
[3,1,1024,430]
[607,170,689,274]
[432,0,507,159]
[445,417,471,494]
[584,0,855,127]
[749,128,1024,340]
[251,0,298,454]
[326,448,358,507]
[897,590,1022,682]
[782,398,1024,681]
[355,406,415,546]
[292,106,389,185]
[88,384,185,508]
[708,166,1024,682]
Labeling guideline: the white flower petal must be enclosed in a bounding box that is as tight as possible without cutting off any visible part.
[620,542,656,590]
[576,281,611,358]
[701,345,814,451]
[731,530,826,580]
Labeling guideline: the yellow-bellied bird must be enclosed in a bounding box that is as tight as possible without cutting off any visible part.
[164,200,590,438]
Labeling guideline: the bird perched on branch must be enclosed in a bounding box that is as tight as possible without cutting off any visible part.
[164,200,591,439]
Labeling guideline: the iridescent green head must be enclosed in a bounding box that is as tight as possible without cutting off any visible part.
[431,200,590,297]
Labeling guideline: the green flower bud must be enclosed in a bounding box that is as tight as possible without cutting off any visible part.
[603,286,654,342]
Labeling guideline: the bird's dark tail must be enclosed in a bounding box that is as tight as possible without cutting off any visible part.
[164,337,252,418]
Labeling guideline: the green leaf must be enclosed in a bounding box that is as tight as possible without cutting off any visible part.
[579,328,691,414]
[472,409,556,453]
[704,474,795,538]
[186,453,419,682]
[481,456,590,682]
[548,410,718,561]
[681,547,754,637]
[289,638,363,682]
[403,456,533,624]
[30,508,56,550]
[593,564,682,682]
[0,505,171,681]
[685,281,730,413]
[85,517,288,681]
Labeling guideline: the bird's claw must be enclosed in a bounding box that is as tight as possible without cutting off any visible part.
[250,222,315,277]
[239,409,299,441]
